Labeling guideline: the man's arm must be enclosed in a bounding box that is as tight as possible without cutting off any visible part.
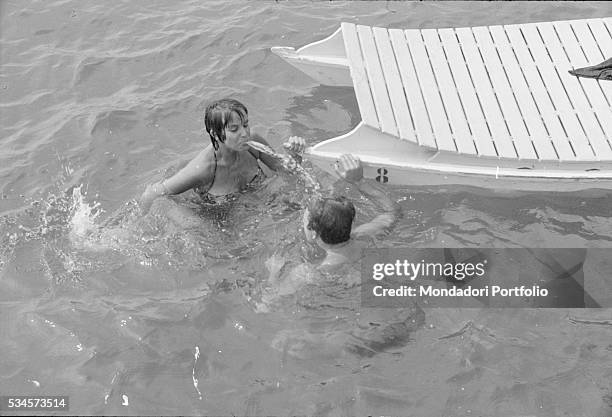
[334,154,401,238]
[350,180,400,237]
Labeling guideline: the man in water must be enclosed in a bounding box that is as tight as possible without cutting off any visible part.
[262,155,414,356]
[302,154,400,269]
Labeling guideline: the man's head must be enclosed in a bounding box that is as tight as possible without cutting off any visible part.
[303,196,355,245]
[204,98,249,150]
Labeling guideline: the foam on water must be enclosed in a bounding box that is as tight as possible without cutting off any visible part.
[192,345,203,400]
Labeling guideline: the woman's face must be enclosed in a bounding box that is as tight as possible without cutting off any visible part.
[221,111,250,151]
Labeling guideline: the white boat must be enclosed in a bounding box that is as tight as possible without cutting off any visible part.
[272,18,612,191]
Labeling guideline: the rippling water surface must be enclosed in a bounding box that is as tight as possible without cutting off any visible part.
[2,1,612,415]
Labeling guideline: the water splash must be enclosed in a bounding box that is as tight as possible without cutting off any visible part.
[66,185,127,252]
[67,185,145,253]
[0,184,139,280]
[68,185,104,244]
[246,141,321,196]
[192,345,203,400]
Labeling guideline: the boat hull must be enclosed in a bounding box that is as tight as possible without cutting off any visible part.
[308,152,612,193]
[306,124,612,193]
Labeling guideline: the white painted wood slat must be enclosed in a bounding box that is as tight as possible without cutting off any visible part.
[473,26,537,159]
[438,28,497,157]
[588,18,612,104]
[422,29,477,155]
[341,23,379,129]
[489,25,559,160]
[570,19,612,109]
[389,29,437,148]
[340,18,610,163]
[456,27,517,158]
[590,19,612,57]
[539,21,612,159]
[357,25,398,137]
[504,24,577,160]
[560,20,612,110]
[404,29,456,152]
[606,17,612,77]
[552,20,612,158]
[570,19,606,59]
[520,23,595,160]
[588,19,612,125]
[372,27,417,143]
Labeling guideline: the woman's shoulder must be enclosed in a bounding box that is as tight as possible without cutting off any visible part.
[186,146,214,170]
[195,144,215,160]
[173,146,216,183]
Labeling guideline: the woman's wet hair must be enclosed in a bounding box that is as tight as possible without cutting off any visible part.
[307,196,355,244]
[204,98,248,150]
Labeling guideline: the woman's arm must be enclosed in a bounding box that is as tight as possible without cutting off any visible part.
[139,148,215,212]
[247,134,283,171]
[248,134,306,171]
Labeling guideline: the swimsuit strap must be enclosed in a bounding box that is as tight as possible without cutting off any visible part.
[205,150,219,193]
[247,147,265,182]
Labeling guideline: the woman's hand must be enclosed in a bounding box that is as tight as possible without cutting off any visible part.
[283,136,306,155]
[138,184,157,213]
[139,181,170,213]
[334,154,363,183]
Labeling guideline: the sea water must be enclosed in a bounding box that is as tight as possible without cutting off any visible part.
[1,1,612,415]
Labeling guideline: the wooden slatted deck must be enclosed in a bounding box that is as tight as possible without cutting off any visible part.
[341,18,612,162]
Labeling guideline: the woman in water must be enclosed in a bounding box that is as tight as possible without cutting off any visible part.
[139,98,305,211]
